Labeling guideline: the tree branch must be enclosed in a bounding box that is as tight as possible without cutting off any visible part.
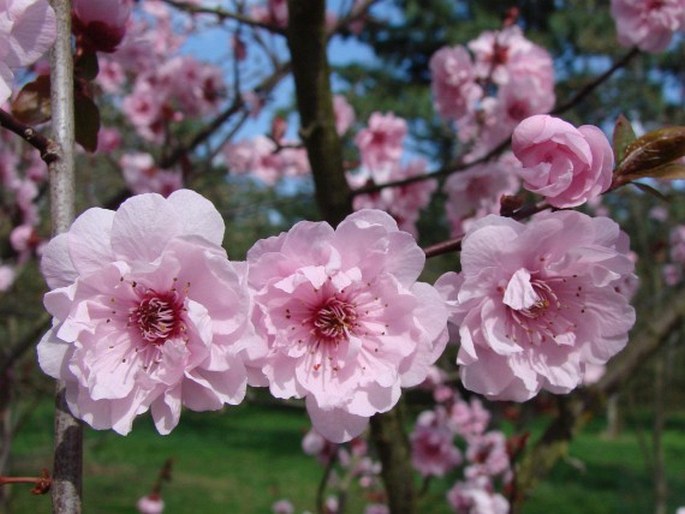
[161,0,286,34]
[158,62,292,169]
[0,109,59,164]
[47,1,81,512]
[286,0,351,225]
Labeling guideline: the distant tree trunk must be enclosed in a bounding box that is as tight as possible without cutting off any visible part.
[285,3,416,513]
[604,394,620,439]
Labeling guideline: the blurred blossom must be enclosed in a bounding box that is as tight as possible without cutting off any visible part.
[136,494,164,514]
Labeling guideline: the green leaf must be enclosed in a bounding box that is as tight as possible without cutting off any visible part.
[74,91,100,153]
[11,75,52,125]
[611,114,637,164]
[614,126,685,182]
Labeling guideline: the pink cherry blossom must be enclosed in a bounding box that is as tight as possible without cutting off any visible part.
[468,26,553,88]
[120,153,183,197]
[429,45,482,123]
[247,209,449,442]
[582,362,606,385]
[355,112,407,171]
[251,0,289,28]
[443,154,520,237]
[136,494,164,514]
[348,158,437,238]
[467,77,555,157]
[611,0,685,52]
[334,95,356,136]
[512,115,614,208]
[37,190,259,435]
[443,210,636,401]
[224,136,309,185]
[448,397,490,440]
[464,431,510,480]
[649,206,669,222]
[302,428,339,466]
[662,263,682,286]
[410,409,462,477]
[72,0,132,53]
[446,478,509,514]
[97,127,123,154]
[0,0,56,104]
[271,499,295,514]
[0,264,16,292]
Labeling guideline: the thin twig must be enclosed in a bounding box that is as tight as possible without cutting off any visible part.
[0,109,59,164]
[161,0,285,34]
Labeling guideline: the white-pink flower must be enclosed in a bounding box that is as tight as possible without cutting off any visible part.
[349,158,437,238]
[512,115,614,208]
[446,478,509,514]
[247,209,448,442]
[410,409,462,477]
[0,0,56,104]
[0,264,16,292]
[224,136,310,185]
[37,190,259,434]
[120,152,183,197]
[271,499,295,514]
[429,45,482,123]
[464,431,510,480]
[355,112,407,171]
[448,397,490,440]
[136,494,164,514]
[468,26,553,88]
[443,154,521,237]
[611,0,685,52]
[334,94,356,136]
[441,210,636,401]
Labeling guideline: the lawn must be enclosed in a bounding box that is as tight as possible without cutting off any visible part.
[6,401,685,513]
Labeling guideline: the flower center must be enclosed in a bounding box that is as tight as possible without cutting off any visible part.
[310,296,358,345]
[515,280,557,320]
[129,290,184,345]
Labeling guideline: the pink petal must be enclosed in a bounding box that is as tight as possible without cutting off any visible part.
[110,193,182,262]
[305,396,369,443]
[167,189,225,246]
[68,207,115,276]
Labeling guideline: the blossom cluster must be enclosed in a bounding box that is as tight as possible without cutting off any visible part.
[410,372,511,513]
[38,194,448,442]
[347,112,438,237]
[37,182,638,453]
[611,0,685,53]
[430,25,555,160]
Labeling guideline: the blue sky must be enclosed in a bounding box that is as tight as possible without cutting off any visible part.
[180,0,385,141]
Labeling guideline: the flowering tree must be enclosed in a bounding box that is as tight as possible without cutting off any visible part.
[1,0,685,513]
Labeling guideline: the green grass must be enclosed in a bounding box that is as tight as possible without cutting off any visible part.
[9,401,324,513]
[7,403,685,513]
[522,415,685,514]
